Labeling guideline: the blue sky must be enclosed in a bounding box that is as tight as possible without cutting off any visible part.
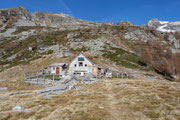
[0,0,180,25]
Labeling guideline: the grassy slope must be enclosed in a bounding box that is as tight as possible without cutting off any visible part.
[0,27,101,72]
[102,47,142,69]
[0,24,174,81]
[1,78,180,120]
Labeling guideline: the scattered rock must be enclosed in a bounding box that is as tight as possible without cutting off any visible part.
[147,77,156,81]
[9,92,19,96]
[117,21,134,26]
[50,44,60,51]
[56,51,74,58]
[119,84,128,87]
[36,74,98,97]
[12,105,26,112]
[14,19,36,27]
[64,51,74,57]
[6,54,17,61]
[0,97,8,100]
[0,28,16,37]
[0,87,8,91]
[67,32,79,39]
[74,38,83,42]
[98,106,104,109]
[56,52,64,58]
[19,93,32,96]
[43,95,52,100]
[3,64,10,68]
[37,84,68,96]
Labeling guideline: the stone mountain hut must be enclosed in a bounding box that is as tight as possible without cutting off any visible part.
[68,54,93,75]
[48,63,67,76]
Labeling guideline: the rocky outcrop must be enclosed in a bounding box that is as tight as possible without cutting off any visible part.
[147,19,161,29]
[0,7,31,22]
[117,21,134,26]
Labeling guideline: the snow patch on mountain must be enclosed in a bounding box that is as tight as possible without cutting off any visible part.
[159,21,169,24]
[157,24,176,32]
[148,19,180,32]
[169,21,180,25]
[55,13,69,18]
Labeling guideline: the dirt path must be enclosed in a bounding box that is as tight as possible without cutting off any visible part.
[104,79,123,120]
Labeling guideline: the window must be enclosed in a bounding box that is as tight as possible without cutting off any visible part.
[78,57,84,61]
[74,64,77,67]
[85,64,87,67]
[79,62,83,67]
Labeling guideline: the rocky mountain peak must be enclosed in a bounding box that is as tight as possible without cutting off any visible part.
[0,6,31,21]
[0,6,28,13]
[0,6,99,28]
[147,19,180,32]
[147,19,161,29]
[31,11,81,25]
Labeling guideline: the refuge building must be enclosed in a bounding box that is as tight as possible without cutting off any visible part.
[68,54,93,75]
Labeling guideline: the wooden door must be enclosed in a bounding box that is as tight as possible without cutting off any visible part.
[56,67,60,75]
[93,67,97,75]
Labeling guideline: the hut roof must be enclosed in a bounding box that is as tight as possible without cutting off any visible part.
[50,63,66,67]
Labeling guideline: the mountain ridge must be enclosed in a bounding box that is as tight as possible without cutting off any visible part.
[0,6,100,28]
[0,7,180,81]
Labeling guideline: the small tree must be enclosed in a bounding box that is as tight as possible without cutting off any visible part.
[160,58,173,76]
[165,48,173,60]
[141,48,153,66]
[175,53,180,74]
[155,43,164,57]
[153,54,161,68]
[175,32,180,39]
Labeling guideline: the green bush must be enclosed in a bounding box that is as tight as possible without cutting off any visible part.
[102,47,142,69]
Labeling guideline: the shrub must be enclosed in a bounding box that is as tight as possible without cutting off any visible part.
[141,48,153,66]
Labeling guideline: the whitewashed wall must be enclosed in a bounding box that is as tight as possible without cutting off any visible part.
[50,66,62,75]
[69,54,93,75]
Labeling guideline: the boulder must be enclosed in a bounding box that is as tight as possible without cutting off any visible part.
[37,84,68,96]
[64,51,74,57]
[117,21,134,26]
[0,87,8,91]
[12,105,26,112]
[6,54,17,61]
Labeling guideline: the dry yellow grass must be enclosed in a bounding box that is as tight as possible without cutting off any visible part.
[0,53,117,82]
[0,54,75,82]
[0,78,180,120]
[0,54,179,119]
[0,54,77,91]
[0,53,123,91]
